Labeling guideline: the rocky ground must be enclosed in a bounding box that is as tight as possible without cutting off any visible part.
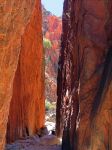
[6,110,61,150]
[6,135,61,150]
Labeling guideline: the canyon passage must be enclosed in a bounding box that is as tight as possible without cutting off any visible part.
[0,0,112,150]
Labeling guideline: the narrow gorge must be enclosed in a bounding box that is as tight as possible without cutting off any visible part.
[0,0,112,150]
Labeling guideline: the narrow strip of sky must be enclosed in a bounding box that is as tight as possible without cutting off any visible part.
[42,0,64,17]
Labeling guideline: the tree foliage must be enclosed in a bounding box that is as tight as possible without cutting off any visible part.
[43,38,52,49]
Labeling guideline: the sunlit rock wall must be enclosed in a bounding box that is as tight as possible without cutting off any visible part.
[6,0,45,143]
[0,0,36,149]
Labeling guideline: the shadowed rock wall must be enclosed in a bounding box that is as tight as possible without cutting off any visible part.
[0,0,44,148]
[56,0,112,149]
[6,0,45,143]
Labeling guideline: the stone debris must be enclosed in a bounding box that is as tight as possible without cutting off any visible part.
[6,134,61,150]
[39,135,61,146]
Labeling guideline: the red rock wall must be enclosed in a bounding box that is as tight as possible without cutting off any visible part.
[0,0,44,148]
[42,6,62,102]
[87,49,112,149]
[6,0,45,143]
[56,0,112,149]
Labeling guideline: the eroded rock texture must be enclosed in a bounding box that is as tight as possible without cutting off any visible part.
[89,48,112,150]
[0,0,44,149]
[6,0,45,144]
[42,5,62,102]
[56,0,112,149]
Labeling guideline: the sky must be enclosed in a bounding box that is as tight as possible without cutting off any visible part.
[42,0,64,17]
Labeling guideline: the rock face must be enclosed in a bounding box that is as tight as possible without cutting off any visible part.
[88,49,112,150]
[42,5,62,102]
[0,0,44,148]
[6,0,45,144]
[56,0,112,149]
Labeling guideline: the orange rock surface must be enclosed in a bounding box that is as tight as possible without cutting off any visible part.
[7,0,45,143]
[0,0,44,148]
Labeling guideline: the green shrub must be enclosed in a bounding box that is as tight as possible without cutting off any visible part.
[45,100,51,111]
[45,99,56,111]
[43,38,52,49]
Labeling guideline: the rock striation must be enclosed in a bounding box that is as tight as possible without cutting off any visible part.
[56,0,112,149]
[6,0,45,144]
[0,0,44,148]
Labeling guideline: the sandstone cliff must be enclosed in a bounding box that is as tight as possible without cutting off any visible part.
[56,0,112,149]
[7,0,45,144]
[0,0,44,148]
